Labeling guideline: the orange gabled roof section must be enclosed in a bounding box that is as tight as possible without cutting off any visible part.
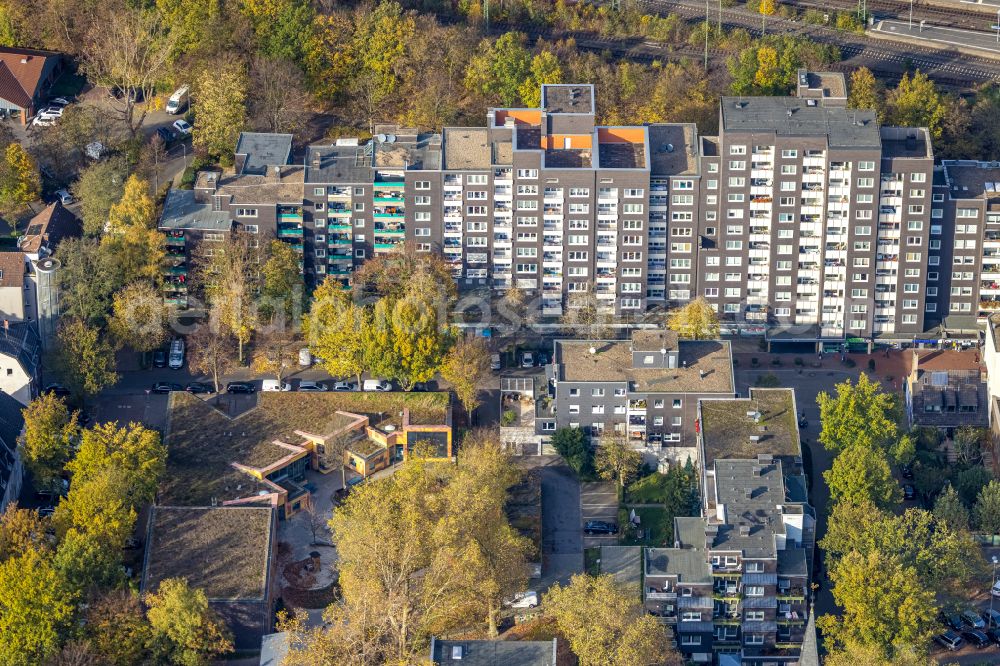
[493,109,542,127]
[542,134,593,150]
[598,127,646,144]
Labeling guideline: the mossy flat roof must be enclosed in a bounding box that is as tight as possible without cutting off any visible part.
[699,388,800,465]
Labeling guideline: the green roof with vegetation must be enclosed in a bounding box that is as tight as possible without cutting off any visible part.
[698,388,800,464]
[161,391,449,504]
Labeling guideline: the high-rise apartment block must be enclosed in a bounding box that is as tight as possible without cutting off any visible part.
[159,75,1000,346]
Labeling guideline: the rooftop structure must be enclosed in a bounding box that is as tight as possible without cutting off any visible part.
[142,505,277,649]
[0,46,63,119]
[159,188,233,231]
[0,391,25,512]
[698,389,801,466]
[429,637,558,666]
[542,83,595,114]
[880,126,933,160]
[941,160,1000,200]
[0,251,24,290]
[18,201,80,258]
[721,96,880,148]
[235,132,293,175]
[648,123,699,176]
[441,128,491,170]
[794,69,847,105]
[906,350,988,429]
[553,338,733,394]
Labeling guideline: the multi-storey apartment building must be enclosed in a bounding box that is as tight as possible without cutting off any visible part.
[158,133,302,307]
[644,389,815,664]
[532,329,734,463]
[159,79,1000,348]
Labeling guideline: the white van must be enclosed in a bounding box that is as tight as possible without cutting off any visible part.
[262,379,291,392]
[168,338,185,369]
[363,379,392,392]
[165,85,189,115]
[299,348,313,367]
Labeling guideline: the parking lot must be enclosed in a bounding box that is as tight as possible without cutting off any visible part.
[580,481,620,549]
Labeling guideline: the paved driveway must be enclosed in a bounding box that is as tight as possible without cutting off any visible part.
[580,481,619,548]
[528,458,583,589]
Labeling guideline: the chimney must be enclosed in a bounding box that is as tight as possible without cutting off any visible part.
[739,524,751,537]
[745,489,753,499]
[699,369,707,380]
[757,453,773,465]
[752,466,761,477]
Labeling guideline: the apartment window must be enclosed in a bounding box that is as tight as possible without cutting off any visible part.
[415,243,431,252]
[857,178,874,188]
[730,145,747,155]
[707,179,718,190]
[680,636,701,646]
[415,181,430,190]
[467,174,487,185]
[856,194,873,203]
[569,388,580,397]
[780,165,797,175]
[746,634,765,645]
[728,160,746,170]
[466,190,487,200]
[779,197,794,206]
[903,299,918,310]
[622,203,643,214]
[568,251,588,261]
[728,177,745,187]
[313,187,324,196]
[353,202,364,211]
[673,180,695,190]
[204,232,224,242]
[911,172,927,183]
[236,208,258,218]
[569,187,589,197]
[905,252,921,262]
[244,224,258,233]
[592,405,604,415]
[624,188,644,198]
[354,218,365,228]
[517,169,538,179]
[780,181,796,191]
[414,212,431,222]
[352,187,365,196]
[314,248,326,258]
[516,263,536,273]
[414,195,430,205]
[568,405,579,414]
[858,161,875,171]
[745,586,765,597]
[746,611,765,622]
[592,388,605,397]
[355,249,366,258]
[854,226,871,236]
[467,206,487,216]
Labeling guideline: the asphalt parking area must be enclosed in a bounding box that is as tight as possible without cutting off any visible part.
[580,481,620,548]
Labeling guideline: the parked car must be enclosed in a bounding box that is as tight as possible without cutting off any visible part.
[262,379,291,392]
[185,382,212,394]
[411,381,435,392]
[153,349,167,367]
[31,114,55,127]
[537,352,549,366]
[798,415,809,428]
[168,338,185,369]
[49,97,71,107]
[149,382,183,394]
[520,351,534,367]
[983,608,1000,628]
[123,537,142,550]
[993,579,1000,597]
[490,353,502,371]
[299,347,313,367]
[363,379,392,392]
[504,591,538,609]
[584,520,618,535]
[37,506,56,518]
[900,463,914,479]
[172,119,192,135]
[941,612,965,631]
[226,382,255,394]
[298,380,328,392]
[902,484,916,501]
[54,189,73,205]
[962,609,987,630]
[963,629,991,648]
[331,381,357,392]
[934,631,964,651]
[43,384,70,398]
[155,126,175,144]
[165,85,189,114]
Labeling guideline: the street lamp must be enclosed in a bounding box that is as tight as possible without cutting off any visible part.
[909,0,913,30]
[990,555,999,618]
[995,8,1000,43]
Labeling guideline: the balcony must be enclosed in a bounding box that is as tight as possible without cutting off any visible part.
[164,232,185,247]
[327,222,351,232]
[277,224,303,238]
[374,206,404,220]
[328,206,352,217]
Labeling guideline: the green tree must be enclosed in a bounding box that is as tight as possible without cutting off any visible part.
[54,318,118,401]
[975,479,1000,535]
[304,278,367,387]
[67,421,166,508]
[194,230,261,363]
[517,51,563,107]
[465,32,532,106]
[19,393,79,491]
[193,57,248,160]
[0,546,77,666]
[887,70,948,139]
[239,0,315,63]
[955,464,992,506]
[0,504,48,561]
[439,335,491,418]
[817,373,910,462]
[260,239,302,324]
[667,297,721,339]
[551,427,593,477]
[73,160,126,236]
[594,434,642,490]
[753,45,780,91]
[55,237,116,326]
[145,578,234,666]
[0,142,40,217]
[847,67,885,122]
[818,551,937,659]
[53,469,137,548]
[250,329,300,387]
[346,1,414,128]
[108,281,168,352]
[825,445,901,509]
[759,0,778,34]
[544,574,680,666]
[932,483,970,532]
[106,174,154,233]
[52,528,124,595]
[84,589,155,666]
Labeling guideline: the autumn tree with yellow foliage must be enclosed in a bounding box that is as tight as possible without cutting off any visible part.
[667,297,721,339]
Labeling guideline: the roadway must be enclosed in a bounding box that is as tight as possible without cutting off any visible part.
[873,19,1000,58]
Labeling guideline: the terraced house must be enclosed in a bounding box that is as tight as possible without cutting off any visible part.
[158,79,1000,348]
[643,389,815,665]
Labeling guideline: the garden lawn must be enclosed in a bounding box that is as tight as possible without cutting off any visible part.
[618,506,670,547]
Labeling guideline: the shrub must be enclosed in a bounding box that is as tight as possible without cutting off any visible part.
[501,410,516,427]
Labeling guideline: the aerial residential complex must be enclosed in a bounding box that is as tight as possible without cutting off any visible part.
[159,75,1000,346]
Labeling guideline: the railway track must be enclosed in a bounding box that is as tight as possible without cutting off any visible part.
[782,0,992,30]
[635,0,1000,81]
